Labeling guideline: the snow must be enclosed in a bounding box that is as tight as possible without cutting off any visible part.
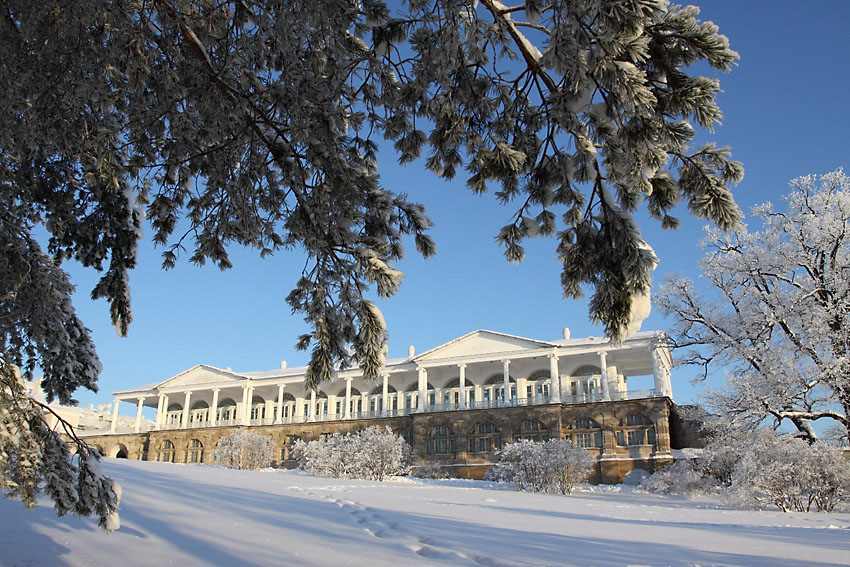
[1,459,849,567]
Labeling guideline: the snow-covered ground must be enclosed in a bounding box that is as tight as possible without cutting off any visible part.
[1,459,848,567]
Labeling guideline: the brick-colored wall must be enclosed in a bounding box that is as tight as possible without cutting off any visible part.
[79,397,675,483]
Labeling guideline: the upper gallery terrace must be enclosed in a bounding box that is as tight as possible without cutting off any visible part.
[103,329,673,435]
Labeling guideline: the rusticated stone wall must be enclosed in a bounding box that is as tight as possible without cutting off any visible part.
[78,397,675,484]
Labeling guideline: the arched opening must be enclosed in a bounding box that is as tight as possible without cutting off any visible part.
[190,400,209,427]
[251,395,267,424]
[217,398,237,425]
[107,443,129,459]
[368,385,398,414]
[166,403,183,428]
[403,382,435,410]
[484,374,516,407]
[526,370,551,402]
[186,439,204,463]
[158,440,175,463]
[425,424,455,455]
[280,392,296,422]
[467,422,501,455]
[616,414,656,448]
[569,365,602,402]
[567,417,603,448]
[515,419,549,442]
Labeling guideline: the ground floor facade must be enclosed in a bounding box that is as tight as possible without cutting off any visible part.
[81,395,679,483]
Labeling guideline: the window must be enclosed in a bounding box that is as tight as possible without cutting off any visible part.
[158,440,175,462]
[617,414,656,447]
[468,422,501,454]
[515,420,549,442]
[187,439,203,463]
[217,399,237,423]
[567,418,602,448]
[425,425,455,455]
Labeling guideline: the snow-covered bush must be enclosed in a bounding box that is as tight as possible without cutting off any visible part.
[641,460,717,496]
[293,426,413,481]
[729,431,850,512]
[487,439,593,494]
[212,430,273,470]
[643,427,850,512]
[411,462,457,479]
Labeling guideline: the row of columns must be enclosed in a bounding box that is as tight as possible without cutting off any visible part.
[109,346,671,433]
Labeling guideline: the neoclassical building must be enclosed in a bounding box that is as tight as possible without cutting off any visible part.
[83,328,683,482]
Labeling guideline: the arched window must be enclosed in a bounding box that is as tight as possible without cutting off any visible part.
[251,395,266,423]
[280,393,296,421]
[158,440,175,463]
[567,418,603,448]
[186,439,204,463]
[483,374,516,405]
[468,422,501,454]
[166,403,183,427]
[515,419,549,442]
[526,370,551,401]
[190,401,209,427]
[425,425,455,455]
[569,365,602,399]
[403,382,434,409]
[616,414,656,447]
[217,398,237,424]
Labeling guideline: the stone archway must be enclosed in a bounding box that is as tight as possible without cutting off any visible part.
[106,443,128,459]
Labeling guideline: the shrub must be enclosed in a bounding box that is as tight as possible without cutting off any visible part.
[642,427,850,512]
[641,459,718,496]
[293,426,413,481]
[212,430,273,470]
[411,462,457,479]
[486,439,593,494]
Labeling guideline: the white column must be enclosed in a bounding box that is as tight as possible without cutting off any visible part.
[240,385,248,424]
[155,394,166,430]
[328,393,338,418]
[295,395,305,419]
[598,351,611,401]
[458,363,467,408]
[210,388,220,426]
[134,397,145,433]
[549,353,561,403]
[181,391,192,429]
[309,389,317,421]
[361,391,369,416]
[382,373,389,416]
[344,378,352,419]
[276,384,285,424]
[417,367,428,411]
[502,360,511,406]
[110,398,120,432]
[652,349,673,398]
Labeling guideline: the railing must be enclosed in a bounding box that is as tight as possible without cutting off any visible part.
[139,389,661,432]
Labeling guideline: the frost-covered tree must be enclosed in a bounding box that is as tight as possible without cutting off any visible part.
[293,426,412,480]
[0,365,121,531]
[2,0,741,518]
[658,170,850,440]
[212,429,274,470]
[487,438,593,493]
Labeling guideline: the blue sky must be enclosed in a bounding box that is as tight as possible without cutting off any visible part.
[63,1,850,415]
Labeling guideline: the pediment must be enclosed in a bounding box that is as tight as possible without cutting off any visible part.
[414,330,553,362]
[157,365,246,390]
